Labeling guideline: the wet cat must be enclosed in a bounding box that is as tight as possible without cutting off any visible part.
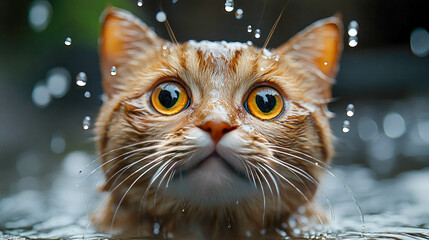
[93,7,342,239]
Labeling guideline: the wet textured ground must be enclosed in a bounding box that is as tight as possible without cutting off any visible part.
[0,150,428,239]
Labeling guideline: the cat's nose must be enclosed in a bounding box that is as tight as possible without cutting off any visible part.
[199,120,237,143]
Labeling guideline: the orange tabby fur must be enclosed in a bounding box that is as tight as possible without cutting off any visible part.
[93,7,342,239]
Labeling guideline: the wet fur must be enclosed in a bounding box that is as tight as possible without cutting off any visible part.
[93,7,342,239]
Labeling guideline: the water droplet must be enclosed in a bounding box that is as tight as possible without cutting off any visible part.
[84,91,91,98]
[348,20,359,37]
[162,45,168,50]
[315,162,319,166]
[254,29,261,39]
[410,27,429,57]
[260,229,266,235]
[47,67,71,98]
[247,25,252,33]
[64,37,72,46]
[224,0,234,12]
[76,72,87,87]
[156,11,167,22]
[273,55,280,61]
[172,0,178,3]
[32,82,51,108]
[28,0,52,32]
[348,36,358,47]
[137,0,143,7]
[181,208,185,213]
[246,41,253,46]
[83,116,91,130]
[324,61,328,66]
[110,66,117,76]
[346,104,355,117]
[260,66,265,71]
[79,170,82,174]
[235,9,243,19]
[153,222,160,235]
[51,133,66,154]
[235,200,239,205]
[342,120,351,133]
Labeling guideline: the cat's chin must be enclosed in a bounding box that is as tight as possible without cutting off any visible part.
[165,153,257,206]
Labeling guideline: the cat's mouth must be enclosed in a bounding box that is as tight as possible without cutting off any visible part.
[174,152,248,180]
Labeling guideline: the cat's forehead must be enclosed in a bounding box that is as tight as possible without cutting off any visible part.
[185,40,250,60]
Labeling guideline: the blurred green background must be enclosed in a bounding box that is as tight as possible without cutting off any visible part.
[0,0,428,194]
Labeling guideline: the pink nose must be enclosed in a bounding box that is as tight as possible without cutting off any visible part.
[199,120,236,143]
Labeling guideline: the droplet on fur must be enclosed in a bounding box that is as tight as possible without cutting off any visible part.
[137,0,143,7]
[348,20,359,37]
[153,222,160,235]
[254,29,261,39]
[64,37,72,46]
[156,11,167,22]
[162,45,168,50]
[83,116,91,130]
[181,208,185,213]
[76,72,87,87]
[342,120,351,133]
[247,25,252,33]
[247,41,253,46]
[273,55,280,61]
[324,61,328,65]
[346,104,355,117]
[348,36,358,47]
[260,66,265,71]
[224,0,234,12]
[235,9,243,19]
[84,91,91,98]
[110,66,117,76]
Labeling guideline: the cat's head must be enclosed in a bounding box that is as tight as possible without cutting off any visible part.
[96,8,342,213]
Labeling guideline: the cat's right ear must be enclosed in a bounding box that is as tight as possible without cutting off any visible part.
[100,7,164,97]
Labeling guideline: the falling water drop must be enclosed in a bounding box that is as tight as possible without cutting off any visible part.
[137,0,143,7]
[76,72,87,87]
[156,11,167,22]
[247,25,252,33]
[64,37,72,46]
[342,120,351,133]
[84,91,91,98]
[235,9,243,19]
[224,0,234,12]
[83,116,91,130]
[348,20,359,37]
[346,104,355,117]
[110,66,117,76]
[348,36,358,47]
[254,29,261,39]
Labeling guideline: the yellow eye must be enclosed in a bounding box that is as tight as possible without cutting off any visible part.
[245,86,284,120]
[151,81,189,115]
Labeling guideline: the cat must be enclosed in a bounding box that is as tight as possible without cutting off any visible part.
[92,7,342,239]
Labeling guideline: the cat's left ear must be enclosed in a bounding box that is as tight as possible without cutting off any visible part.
[100,7,165,96]
[274,15,343,98]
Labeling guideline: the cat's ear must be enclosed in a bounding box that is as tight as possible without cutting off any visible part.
[100,7,165,96]
[274,15,343,98]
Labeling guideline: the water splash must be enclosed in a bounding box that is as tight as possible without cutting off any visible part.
[224,0,234,12]
[110,66,117,76]
[235,9,243,19]
[82,116,91,130]
[137,0,143,7]
[75,72,87,87]
[254,29,261,39]
[348,36,358,47]
[346,104,355,117]
[156,11,167,22]
[64,37,72,46]
[247,25,252,33]
[348,20,359,37]
[342,120,351,133]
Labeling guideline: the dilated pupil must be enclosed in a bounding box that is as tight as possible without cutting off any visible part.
[255,92,276,113]
[158,86,179,109]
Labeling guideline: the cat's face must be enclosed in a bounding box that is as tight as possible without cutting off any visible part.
[96,8,342,213]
